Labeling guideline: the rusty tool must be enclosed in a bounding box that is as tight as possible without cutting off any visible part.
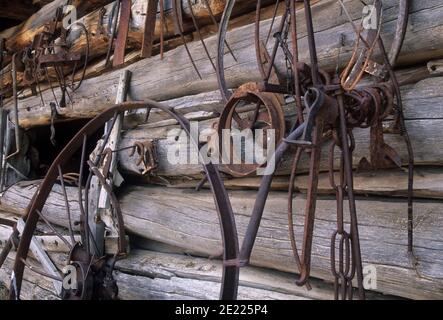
[186,0,216,71]
[113,0,132,67]
[129,140,158,175]
[105,1,121,67]
[172,0,202,79]
[141,0,160,58]
[6,53,21,161]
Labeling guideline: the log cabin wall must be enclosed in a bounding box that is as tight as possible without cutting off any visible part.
[0,0,442,300]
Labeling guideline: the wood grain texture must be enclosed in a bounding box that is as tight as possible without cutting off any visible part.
[0,182,442,299]
[165,167,443,199]
[113,249,397,300]
[0,0,115,55]
[117,118,443,178]
[0,0,260,92]
[0,246,400,300]
[4,0,443,128]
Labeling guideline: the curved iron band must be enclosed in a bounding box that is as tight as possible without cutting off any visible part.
[217,0,237,102]
[10,100,240,300]
[255,0,290,82]
[388,0,410,68]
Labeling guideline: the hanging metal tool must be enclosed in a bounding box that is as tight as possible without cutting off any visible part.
[7,53,21,162]
[214,0,414,301]
[172,0,202,79]
[113,0,132,67]
[141,0,160,58]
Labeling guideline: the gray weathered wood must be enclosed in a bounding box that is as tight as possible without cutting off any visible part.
[165,167,443,199]
[113,249,398,300]
[0,0,262,92]
[118,186,443,300]
[0,182,442,299]
[0,254,59,300]
[0,246,398,300]
[16,219,62,295]
[0,0,115,57]
[117,118,443,178]
[88,70,131,255]
[116,76,443,178]
[0,224,128,254]
[4,0,443,128]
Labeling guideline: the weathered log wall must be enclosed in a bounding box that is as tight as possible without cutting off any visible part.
[0,0,115,56]
[0,0,442,302]
[3,0,443,128]
[115,76,443,179]
[0,0,272,93]
[0,182,442,299]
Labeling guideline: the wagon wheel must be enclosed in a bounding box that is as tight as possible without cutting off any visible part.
[0,140,126,299]
[4,101,239,300]
[217,0,409,100]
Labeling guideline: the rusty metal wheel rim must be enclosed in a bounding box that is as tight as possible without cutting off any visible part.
[9,100,240,300]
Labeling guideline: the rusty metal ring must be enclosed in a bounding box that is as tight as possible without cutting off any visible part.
[218,84,286,177]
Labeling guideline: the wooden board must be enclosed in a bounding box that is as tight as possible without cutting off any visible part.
[117,118,443,178]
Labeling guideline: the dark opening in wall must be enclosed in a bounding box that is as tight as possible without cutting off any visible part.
[0,18,21,32]
[26,119,103,180]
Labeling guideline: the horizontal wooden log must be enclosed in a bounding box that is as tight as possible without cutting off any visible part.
[0,224,127,254]
[165,167,443,199]
[115,76,443,178]
[13,0,316,100]
[117,186,443,300]
[0,250,311,300]
[0,182,442,299]
[113,249,397,300]
[118,118,443,178]
[0,0,115,56]
[4,0,443,128]
[10,61,436,128]
[0,243,397,300]
[119,119,443,178]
